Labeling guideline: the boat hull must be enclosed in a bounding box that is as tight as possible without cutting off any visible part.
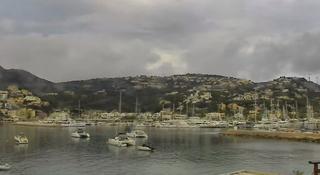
[0,164,11,171]
[137,146,154,152]
[71,132,90,138]
[107,139,128,147]
[14,136,28,144]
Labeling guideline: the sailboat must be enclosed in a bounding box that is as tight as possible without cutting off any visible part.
[304,97,318,130]
[63,100,86,127]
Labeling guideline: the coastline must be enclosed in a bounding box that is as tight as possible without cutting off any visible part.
[13,121,62,127]
[222,129,320,143]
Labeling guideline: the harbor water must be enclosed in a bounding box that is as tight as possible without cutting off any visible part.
[0,124,319,175]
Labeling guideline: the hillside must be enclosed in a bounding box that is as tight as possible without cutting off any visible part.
[1,66,320,116]
[0,66,55,95]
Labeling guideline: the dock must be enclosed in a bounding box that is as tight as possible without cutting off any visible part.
[222,129,320,142]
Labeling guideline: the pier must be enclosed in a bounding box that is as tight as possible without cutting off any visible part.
[222,129,320,142]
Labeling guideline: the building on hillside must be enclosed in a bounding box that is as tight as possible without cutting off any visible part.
[24,96,42,106]
[206,112,225,121]
[159,110,173,120]
[47,111,71,121]
[0,91,8,101]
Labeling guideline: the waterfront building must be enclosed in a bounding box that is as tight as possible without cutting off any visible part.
[159,110,174,120]
[206,112,225,121]
[101,112,121,119]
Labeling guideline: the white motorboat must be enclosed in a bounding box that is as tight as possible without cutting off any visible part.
[107,138,128,147]
[0,163,11,171]
[14,133,28,144]
[126,130,148,138]
[107,134,136,147]
[71,128,90,138]
[137,144,154,152]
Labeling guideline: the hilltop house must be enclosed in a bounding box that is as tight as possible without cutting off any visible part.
[0,91,8,101]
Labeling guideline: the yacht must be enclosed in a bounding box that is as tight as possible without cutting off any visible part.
[14,133,28,144]
[107,133,136,147]
[0,163,11,171]
[126,130,148,138]
[107,137,128,147]
[71,128,90,138]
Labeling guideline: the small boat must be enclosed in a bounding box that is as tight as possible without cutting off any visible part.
[107,138,128,147]
[0,163,11,171]
[107,133,136,147]
[126,130,148,138]
[71,128,90,138]
[137,144,155,152]
[14,133,28,144]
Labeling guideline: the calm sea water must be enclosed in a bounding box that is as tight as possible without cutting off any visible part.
[0,124,319,175]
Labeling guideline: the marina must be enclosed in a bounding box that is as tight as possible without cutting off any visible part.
[222,129,320,142]
[2,0,320,174]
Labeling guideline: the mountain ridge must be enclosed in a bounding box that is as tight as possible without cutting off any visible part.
[0,66,55,95]
[1,66,319,114]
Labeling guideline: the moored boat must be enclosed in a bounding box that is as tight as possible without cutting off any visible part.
[0,163,11,171]
[107,133,136,147]
[126,130,148,138]
[71,128,90,138]
[107,138,128,147]
[137,144,154,152]
[14,133,28,144]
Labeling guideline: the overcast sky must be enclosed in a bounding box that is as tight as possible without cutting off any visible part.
[0,0,320,82]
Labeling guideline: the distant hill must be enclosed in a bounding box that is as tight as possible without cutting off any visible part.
[1,66,320,115]
[0,66,55,95]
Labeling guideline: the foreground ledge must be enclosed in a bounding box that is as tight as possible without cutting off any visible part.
[221,170,277,175]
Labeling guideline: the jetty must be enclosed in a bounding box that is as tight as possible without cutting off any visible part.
[14,121,61,127]
[221,170,277,175]
[222,129,320,142]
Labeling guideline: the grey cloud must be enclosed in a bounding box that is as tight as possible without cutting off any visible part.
[0,0,320,82]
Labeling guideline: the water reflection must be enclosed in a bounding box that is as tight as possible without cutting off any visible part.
[71,138,90,143]
[13,144,28,153]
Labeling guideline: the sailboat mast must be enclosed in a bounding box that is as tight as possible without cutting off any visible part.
[78,100,81,118]
[119,91,122,113]
[186,102,189,117]
[135,96,138,114]
[192,103,195,117]
[295,100,298,118]
[254,93,257,123]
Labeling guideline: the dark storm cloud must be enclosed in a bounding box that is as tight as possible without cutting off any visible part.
[0,0,320,82]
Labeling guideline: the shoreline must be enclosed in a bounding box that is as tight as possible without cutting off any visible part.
[13,121,63,127]
[222,129,320,143]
